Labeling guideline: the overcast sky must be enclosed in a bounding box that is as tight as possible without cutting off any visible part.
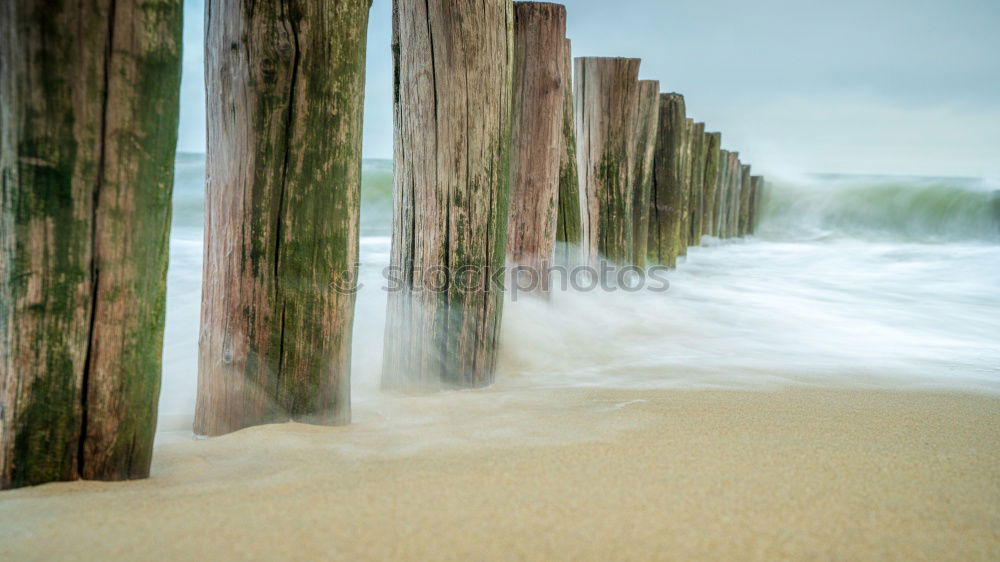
[177,0,1000,178]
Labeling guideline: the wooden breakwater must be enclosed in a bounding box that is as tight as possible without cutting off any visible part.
[385,1,766,391]
[1,0,768,489]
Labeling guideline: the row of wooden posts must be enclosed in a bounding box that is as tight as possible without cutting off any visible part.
[0,0,763,490]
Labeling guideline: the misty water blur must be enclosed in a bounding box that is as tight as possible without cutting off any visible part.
[159,154,1000,434]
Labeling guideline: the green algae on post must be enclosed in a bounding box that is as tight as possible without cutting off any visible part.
[1,0,183,489]
[382,0,514,390]
[750,175,765,234]
[726,152,742,238]
[556,38,583,266]
[631,80,662,267]
[714,149,730,237]
[701,133,722,238]
[648,93,687,267]
[677,119,695,257]
[687,122,707,247]
[739,164,753,236]
[575,57,642,266]
[195,0,371,436]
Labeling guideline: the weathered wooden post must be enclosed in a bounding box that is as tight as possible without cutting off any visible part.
[738,164,753,236]
[556,38,582,265]
[631,80,661,267]
[701,132,722,238]
[714,149,731,237]
[382,0,514,390]
[575,57,641,265]
[749,175,764,234]
[721,154,732,238]
[648,93,686,267]
[1,0,182,489]
[196,0,371,435]
[726,152,741,238]
[732,157,744,237]
[508,2,567,295]
[687,122,707,247]
[677,118,695,257]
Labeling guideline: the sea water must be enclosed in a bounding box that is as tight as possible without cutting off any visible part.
[159,154,1000,426]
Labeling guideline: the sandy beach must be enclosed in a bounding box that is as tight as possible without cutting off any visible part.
[1,387,997,561]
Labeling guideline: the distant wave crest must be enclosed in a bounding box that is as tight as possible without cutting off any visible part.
[174,154,1000,243]
[759,175,1000,242]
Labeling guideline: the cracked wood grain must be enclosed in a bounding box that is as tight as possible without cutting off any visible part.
[1,0,182,488]
[647,93,685,267]
[195,0,370,436]
[555,37,581,265]
[631,80,659,268]
[701,132,722,238]
[686,122,706,247]
[382,0,514,390]
[507,2,566,296]
[574,56,641,266]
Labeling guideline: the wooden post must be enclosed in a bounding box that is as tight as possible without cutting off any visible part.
[701,132,722,238]
[1,0,182,489]
[714,149,730,237]
[726,152,741,238]
[508,2,566,294]
[732,157,744,237]
[648,93,686,267]
[575,57,641,265]
[677,118,694,257]
[738,164,753,236]
[720,151,734,239]
[382,0,514,390]
[196,0,371,435]
[687,122,707,247]
[555,38,582,265]
[749,175,764,234]
[631,80,660,267]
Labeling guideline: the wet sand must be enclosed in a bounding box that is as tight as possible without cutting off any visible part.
[1,387,998,560]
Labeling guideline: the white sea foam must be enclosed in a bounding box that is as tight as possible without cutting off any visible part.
[159,159,1000,430]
